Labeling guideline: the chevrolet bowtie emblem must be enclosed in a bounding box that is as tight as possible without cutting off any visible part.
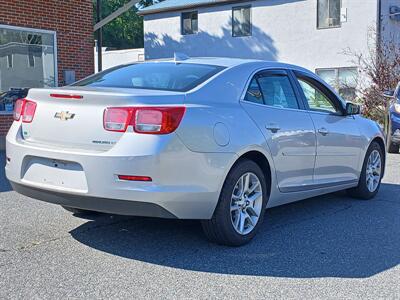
[54,111,75,121]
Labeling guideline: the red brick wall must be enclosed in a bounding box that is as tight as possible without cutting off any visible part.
[0,0,94,137]
[0,115,14,136]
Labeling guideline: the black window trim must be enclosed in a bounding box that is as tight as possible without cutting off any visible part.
[232,5,252,37]
[243,68,306,111]
[293,70,346,116]
[316,0,342,30]
[181,11,198,35]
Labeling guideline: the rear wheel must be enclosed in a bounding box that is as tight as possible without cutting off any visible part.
[347,142,384,199]
[201,159,268,246]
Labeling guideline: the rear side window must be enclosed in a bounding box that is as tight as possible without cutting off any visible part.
[245,78,263,104]
[257,75,299,109]
[245,73,299,109]
[74,63,225,92]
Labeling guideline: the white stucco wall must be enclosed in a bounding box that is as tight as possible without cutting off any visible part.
[144,0,381,73]
[94,48,144,73]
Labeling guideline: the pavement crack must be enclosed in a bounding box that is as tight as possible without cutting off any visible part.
[11,217,133,253]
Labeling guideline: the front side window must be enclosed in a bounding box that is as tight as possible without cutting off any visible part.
[181,11,198,35]
[297,78,339,114]
[232,6,251,37]
[74,62,225,92]
[316,67,358,101]
[245,74,299,109]
[317,0,341,29]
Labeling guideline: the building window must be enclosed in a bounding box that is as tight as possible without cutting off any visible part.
[232,6,251,37]
[181,11,198,35]
[7,54,12,68]
[0,25,57,112]
[317,0,341,29]
[316,67,358,101]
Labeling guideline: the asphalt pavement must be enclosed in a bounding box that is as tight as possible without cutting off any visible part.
[0,153,399,299]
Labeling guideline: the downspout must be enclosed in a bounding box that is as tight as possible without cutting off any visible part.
[377,0,382,47]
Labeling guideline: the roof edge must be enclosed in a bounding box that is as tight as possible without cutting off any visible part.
[138,0,248,16]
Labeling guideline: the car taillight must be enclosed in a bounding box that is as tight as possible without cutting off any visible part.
[104,107,185,134]
[21,100,37,123]
[13,99,37,123]
[13,99,24,121]
[135,107,185,134]
[103,108,133,132]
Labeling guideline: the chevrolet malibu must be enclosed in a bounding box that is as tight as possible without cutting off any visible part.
[6,58,386,246]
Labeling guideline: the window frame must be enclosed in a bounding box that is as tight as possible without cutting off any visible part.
[7,54,13,69]
[181,11,198,35]
[27,52,35,68]
[317,0,342,30]
[243,69,305,111]
[293,71,346,116]
[232,5,252,37]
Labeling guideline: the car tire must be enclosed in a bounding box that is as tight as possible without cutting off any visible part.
[388,142,399,154]
[62,206,98,215]
[387,120,399,153]
[201,159,268,246]
[347,141,384,200]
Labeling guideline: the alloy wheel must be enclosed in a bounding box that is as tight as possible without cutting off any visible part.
[366,150,382,193]
[230,172,263,235]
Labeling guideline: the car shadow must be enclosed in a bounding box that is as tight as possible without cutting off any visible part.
[0,151,12,192]
[70,183,399,278]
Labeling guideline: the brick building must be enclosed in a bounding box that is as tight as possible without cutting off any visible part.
[0,0,94,145]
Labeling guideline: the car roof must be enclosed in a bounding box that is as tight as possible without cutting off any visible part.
[146,57,313,73]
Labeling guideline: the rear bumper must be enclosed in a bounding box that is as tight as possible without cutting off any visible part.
[6,123,236,219]
[11,182,177,218]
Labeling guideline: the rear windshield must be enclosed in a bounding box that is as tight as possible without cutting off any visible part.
[73,62,225,92]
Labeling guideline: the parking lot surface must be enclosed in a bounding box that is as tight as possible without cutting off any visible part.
[0,153,399,299]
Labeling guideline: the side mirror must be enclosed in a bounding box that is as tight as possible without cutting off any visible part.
[383,90,395,98]
[346,102,361,115]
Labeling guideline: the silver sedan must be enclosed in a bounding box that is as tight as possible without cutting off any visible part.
[6,57,385,246]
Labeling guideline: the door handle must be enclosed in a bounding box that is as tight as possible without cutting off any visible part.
[265,123,281,133]
[318,127,329,136]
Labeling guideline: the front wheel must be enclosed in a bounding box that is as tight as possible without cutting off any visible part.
[387,140,399,154]
[201,159,268,246]
[387,120,399,153]
[347,142,384,199]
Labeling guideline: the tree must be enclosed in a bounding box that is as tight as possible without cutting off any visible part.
[344,30,400,126]
[93,0,164,49]
[136,0,163,9]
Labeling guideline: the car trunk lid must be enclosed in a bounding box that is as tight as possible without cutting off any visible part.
[20,87,185,151]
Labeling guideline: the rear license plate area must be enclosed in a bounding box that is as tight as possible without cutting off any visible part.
[21,156,88,192]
